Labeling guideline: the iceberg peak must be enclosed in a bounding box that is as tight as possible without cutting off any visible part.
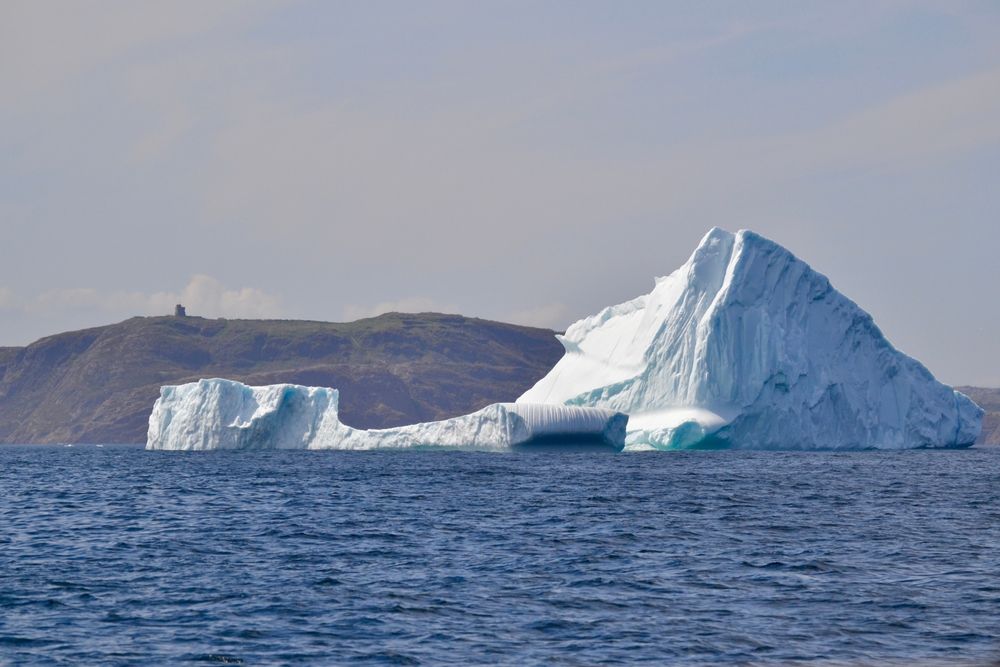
[519,228,982,450]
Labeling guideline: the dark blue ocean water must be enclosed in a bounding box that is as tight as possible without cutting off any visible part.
[1,445,999,666]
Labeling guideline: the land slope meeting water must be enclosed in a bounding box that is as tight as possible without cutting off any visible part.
[0,314,562,444]
[519,228,982,450]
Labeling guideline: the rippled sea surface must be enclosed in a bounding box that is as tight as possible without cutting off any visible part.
[1,446,999,665]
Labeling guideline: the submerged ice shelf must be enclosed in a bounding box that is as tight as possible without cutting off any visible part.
[518,228,982,450]
[146,378,628,451]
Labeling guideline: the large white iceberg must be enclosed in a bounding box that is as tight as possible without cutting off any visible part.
[146,378,627,451]
[518,228,982,450]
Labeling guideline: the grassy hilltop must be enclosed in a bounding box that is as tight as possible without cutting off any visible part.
[0,313,563,444]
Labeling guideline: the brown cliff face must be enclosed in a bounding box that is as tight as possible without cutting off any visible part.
[956,387,1000,446]
[0,314,563,444]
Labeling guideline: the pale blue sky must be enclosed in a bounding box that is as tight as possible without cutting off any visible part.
[1,1,999,384]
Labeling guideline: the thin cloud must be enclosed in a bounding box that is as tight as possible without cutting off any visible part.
[506,303,571,331]
[22,275,282,320]
[806,66,1000,168]
[0,0,276,111]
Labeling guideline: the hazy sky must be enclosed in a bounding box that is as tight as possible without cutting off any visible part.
[1,1,999,385]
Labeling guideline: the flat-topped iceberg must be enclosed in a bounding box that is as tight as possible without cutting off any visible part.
[518,228,982,450]
[146,378,627,451]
